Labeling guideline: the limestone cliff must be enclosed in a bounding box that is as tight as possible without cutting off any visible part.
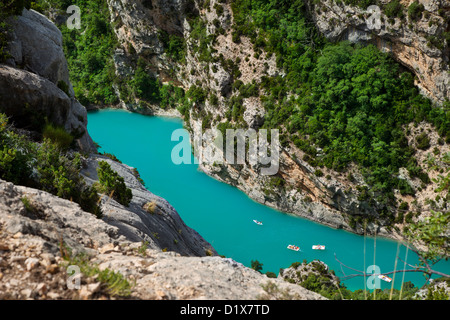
[0,9,95,152]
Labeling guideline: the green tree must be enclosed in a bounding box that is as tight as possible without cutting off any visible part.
[96,161,132,207]
[251,260,263,273]
[130,59,161,103]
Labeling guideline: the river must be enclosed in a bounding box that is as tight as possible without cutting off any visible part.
[87,109,450,291]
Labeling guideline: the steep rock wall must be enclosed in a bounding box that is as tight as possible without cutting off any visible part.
[1,9,96,152]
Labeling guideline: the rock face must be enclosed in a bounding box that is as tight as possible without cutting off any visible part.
[0,173,324,300]
[81,155,215,257]
[6,8,72,88]
[0,9,95,152]
[307,0,449,104]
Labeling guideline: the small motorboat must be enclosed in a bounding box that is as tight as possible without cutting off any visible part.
[287,245,300,251]
[312,245,326,250]
[253,220,263,226]
[378,275,392,283]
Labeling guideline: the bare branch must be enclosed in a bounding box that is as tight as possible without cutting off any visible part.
[339,269,420,281]
[334,253,450,281]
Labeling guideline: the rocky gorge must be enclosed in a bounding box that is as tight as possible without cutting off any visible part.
[0,6,327,300]
[0,0,449,300]
[102,0,449,241]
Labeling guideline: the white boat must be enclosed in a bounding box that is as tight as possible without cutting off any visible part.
[312,245,326,250]
[287,245,300,251]
[253,220,263,226]
[378,275,392,283]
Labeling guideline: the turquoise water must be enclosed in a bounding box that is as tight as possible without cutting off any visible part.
[87,109,450,291]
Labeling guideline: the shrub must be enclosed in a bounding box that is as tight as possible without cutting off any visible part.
[314,169,324,177]
[79,185,103,219]
[42,124,74,150]
[96,161,132,207]
[158,30,186,62]
[187,85,207,104]
[57,80,70,96]
[268,176,285,189]
[214,3,224,16]
[398,201,409,211]
[408,1,424,21]
[384,0,404,19]
[415,132,430,150]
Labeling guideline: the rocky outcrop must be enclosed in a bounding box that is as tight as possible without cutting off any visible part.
[93,250,326,300]
[6,8,72,89]
[81,155,215,257]
[0,9,95,152]
[307,0,449,104]
[0,173,324,300]
[279,260,341,288]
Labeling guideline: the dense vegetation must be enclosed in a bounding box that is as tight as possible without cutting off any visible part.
[95,160,132,207]
[280,260,448,300]
[0,113,102,218]
[61,244,132,297]
[228,0,450,223]
[30,0,119,106]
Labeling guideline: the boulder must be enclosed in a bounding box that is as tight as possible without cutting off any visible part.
[0,64,71,129]
[6,8,73,95]
[1,9,96,152]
